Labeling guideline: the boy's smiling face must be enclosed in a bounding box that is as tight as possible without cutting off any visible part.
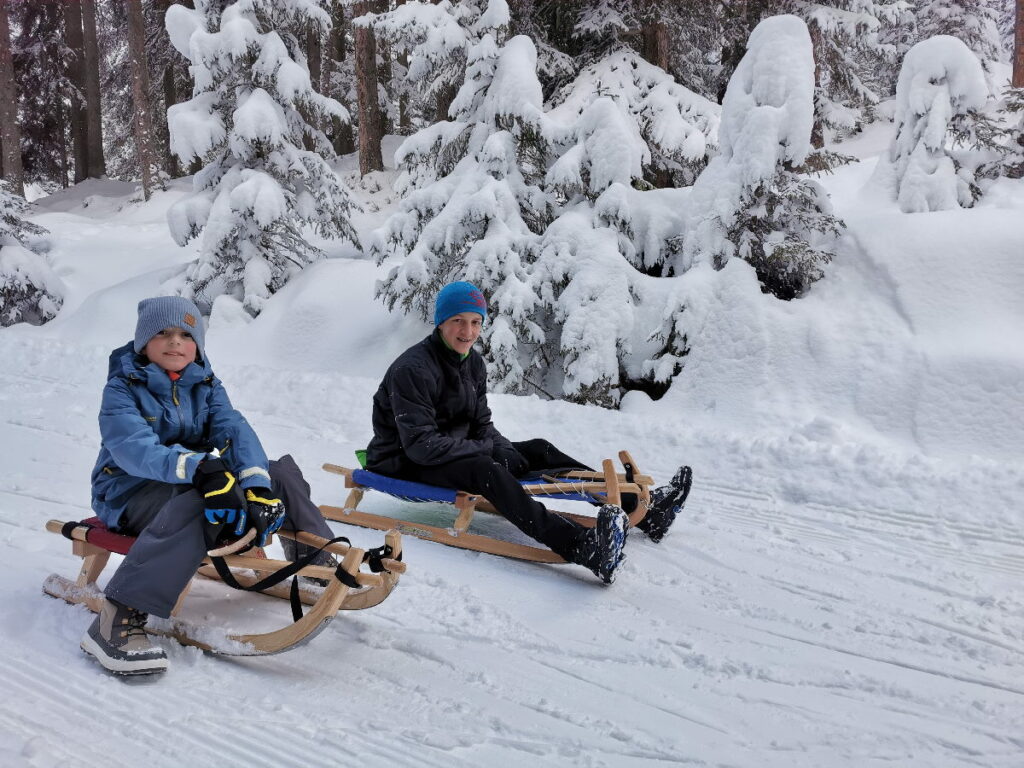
[144,327,197,373]
[440,312,483,355]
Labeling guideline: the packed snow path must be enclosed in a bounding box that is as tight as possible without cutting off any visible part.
[2,151,1023,764]
[1,335,1020,767]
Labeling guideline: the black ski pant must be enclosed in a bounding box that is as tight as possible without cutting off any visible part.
[105,454,335,618]
[395,438,591,560]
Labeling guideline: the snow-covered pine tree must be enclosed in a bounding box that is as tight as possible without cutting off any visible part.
[373,30,567,396]
[0,182,61,326]
[888,35,989,212]
[165,0,359,315]
[998,85,1024,177]
[796,0,911,142]
[679,14,844,300]
[363,0,509,130]
[527,95,649,406]
[914,0,1005,75]
[548,47,720,194]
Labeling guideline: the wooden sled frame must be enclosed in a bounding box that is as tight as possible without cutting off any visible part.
[319,450,652,563]
[42,520,406,656]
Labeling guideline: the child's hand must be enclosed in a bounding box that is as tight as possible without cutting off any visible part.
[245,488,285,547]
[193,457,247,536]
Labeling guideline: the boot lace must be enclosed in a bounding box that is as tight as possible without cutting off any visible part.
[125,609,149,638]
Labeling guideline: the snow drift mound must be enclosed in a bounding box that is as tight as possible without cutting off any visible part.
[634,179,1024,462]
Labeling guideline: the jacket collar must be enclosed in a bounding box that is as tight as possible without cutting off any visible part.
[428,328,470,366]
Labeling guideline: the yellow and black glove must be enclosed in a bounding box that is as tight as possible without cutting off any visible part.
[245,487,285,547]
[193,457,247,536]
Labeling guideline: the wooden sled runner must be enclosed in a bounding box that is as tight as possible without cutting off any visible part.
[42,518,406,656]
[320,450,652,564]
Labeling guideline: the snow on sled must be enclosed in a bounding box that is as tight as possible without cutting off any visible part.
[42,518,406,656]
[319,450,653,563]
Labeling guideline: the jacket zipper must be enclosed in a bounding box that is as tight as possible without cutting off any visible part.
[172,380,185,444]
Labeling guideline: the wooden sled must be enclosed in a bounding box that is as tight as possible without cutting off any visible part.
[42,518,405,656]
[320,450,652,564]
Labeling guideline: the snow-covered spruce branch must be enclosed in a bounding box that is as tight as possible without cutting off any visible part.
[164,0,359,316]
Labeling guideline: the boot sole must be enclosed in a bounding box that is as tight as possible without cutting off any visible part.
[641,466,693,543]
[81,634,169,676]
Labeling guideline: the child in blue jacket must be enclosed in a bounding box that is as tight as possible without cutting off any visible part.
[82,296,335,675]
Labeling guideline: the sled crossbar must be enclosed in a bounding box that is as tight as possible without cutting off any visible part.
[42,517,405,656]
[320,450,652,563]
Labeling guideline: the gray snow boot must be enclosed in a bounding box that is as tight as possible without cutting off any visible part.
[571,504,629,584]
[281,536,339,588]
[637,465,692,543]
[80,598,168,675]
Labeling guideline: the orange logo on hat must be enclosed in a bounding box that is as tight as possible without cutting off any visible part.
[183,313,196,327]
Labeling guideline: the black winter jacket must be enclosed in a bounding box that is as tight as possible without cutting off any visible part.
[366,329,513,476]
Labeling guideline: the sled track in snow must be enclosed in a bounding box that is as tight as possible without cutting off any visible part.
[695,479,1024,578]
[0,641,467,768]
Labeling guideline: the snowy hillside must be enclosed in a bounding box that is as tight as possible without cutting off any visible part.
[1,130,1022,767]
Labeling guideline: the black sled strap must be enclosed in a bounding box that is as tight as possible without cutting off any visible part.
[209,535,356,622]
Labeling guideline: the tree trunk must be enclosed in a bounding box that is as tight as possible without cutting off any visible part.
[0,0,23,195]
[808,20,825,149]
[126,0,157,200]
[641,21,669,71]
[435,83,457,122]
[394,0,410,133]
[326,2,355,155]
[63,0,88,184]
[507,0,534,37]
[1014,0,1023,88]
[375,0,392,136]
[154,0,181,177]
[81,0,105,178]
[308,22,323,91]
[354,1,383,174]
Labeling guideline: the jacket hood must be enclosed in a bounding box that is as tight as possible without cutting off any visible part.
[107,340,213,383]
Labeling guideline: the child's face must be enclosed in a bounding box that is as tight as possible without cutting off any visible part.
[144,327,197,373]
[440,312,483,355]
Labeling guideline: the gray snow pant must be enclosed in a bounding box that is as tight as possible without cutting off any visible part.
[104,454,335,618]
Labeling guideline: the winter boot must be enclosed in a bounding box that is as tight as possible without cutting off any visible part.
[572,504,629,584]
[80,598,168,675]
[282,536,339,588]
[637,465,692,543]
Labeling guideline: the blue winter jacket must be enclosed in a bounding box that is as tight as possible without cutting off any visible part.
[90,342,271,529]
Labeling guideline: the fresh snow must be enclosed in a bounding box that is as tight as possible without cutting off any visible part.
[1,122,1022,767]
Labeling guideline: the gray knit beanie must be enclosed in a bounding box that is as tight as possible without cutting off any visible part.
[134,296,205,357]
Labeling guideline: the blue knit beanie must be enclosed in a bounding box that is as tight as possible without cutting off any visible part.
[434,281,487,326]
[134,296,205,357]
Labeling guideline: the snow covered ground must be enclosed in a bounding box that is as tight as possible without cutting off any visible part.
[1,129,1022,767]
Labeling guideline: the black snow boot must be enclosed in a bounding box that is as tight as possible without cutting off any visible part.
[637,465,692,543]
[571,504,629,584]
[80,598,168,675]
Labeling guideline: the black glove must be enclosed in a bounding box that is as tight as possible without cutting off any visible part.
[193,457,247,536]
[245,487,285,547]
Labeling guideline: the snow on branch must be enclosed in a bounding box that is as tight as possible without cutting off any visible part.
[887,35,988,212]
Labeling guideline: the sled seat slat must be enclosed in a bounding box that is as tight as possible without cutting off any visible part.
[349,468,603,505]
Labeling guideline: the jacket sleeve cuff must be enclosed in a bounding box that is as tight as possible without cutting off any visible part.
[237,466,272,489]
[176,451,205,483]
